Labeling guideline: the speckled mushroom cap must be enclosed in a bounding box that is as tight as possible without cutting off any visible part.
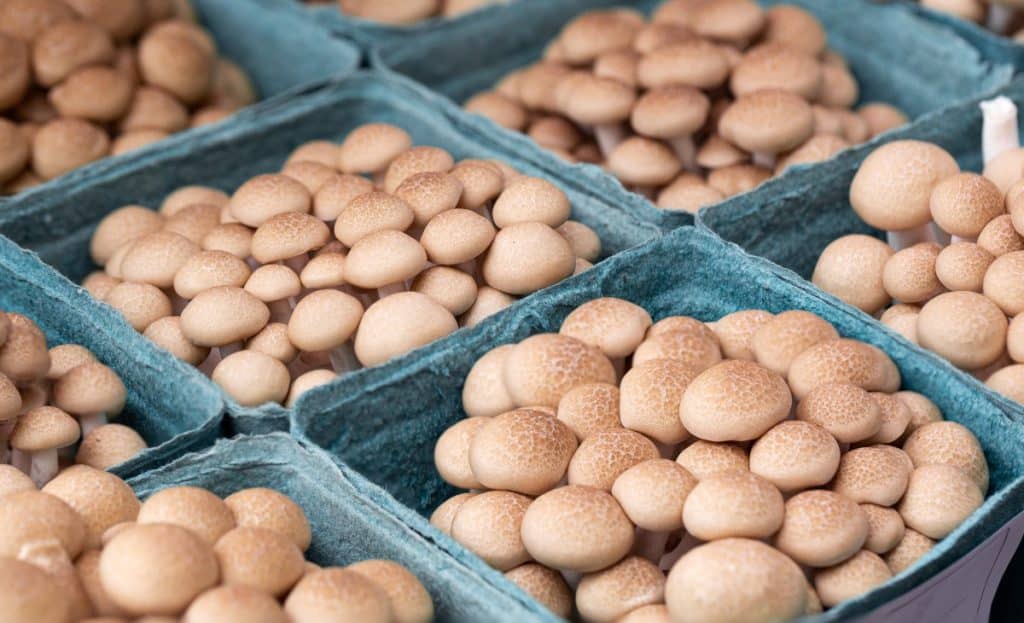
[849,140,960,231]
[977,214,1024,257]
[137,28,212,105]
[831,446,911,507]
[450,490,531,571]
[676,440,749,480]
[183,585,288,623]
[692,0,765,42]
[0,489,85,558]
[899,464,983,540]
[461,286,517,328]
[559,298,652,360]
[637,40,731,90]
[665,538,806,623]
[0,464,34,498]
[298,252,345,290]
[468,409,577,495]
[749,421,840,492]
[211,350,290,406]
[228,174,311,228]
[795,383,882,443]
[0,313,50,384]
[412,266,478,316]
[138,485,235,546]
[719,90,815,155]
[333,192,413,248]
[450,162,504,211]
[119,231,199,288]
[287,289,363,353]
[50,65,134,123]
[354,292,457,367]
[0,33,30,110]
[567,428,660,490]
[224,487,311,552]
[612,458,697,532]
[104,281,172,332]
[32,118,110,180]
[504,564,572,619]
[465,91,528,130]
[41,464,140,549]
[430,492,476,536]
[419,209,494,266]
[383,146,455,194]
[559,10,640,63]
[750,310,838,375]
[857,102,908,138]
[812,234,895,314]
[344,230,426,289]
[202,223,253,259]
[91,206,165,266]
[935,242,994,293]
[461,344,516,418]
[776,134,851,174]
[656,176,727,213]
[814,550,892,608]
[346,560,433,623]
[562,74,636,128]
[76,423,147,470]
[989,364,1024,403]
[180,286,270,347]
[631,85,710,141]
[287,140,340,169]
[917,291,1007,370]
[895,390,944,433]
[391,172,461,228]
[435,416,488,490]
[929,173,1004,238]
[244,265,301,304]
[0,557,70,623]
[679,360,791,442]
[607,137,683,186]
[161,186,230,217]
[282,160,337,195]
[285,369,337,407]
[313,174,374,223]
[502,333,616,408]
[683,470,785,540]
[9,405,80,452]
[882,242,943,304]
[708,309,773,361]
[774,490,868,567]
[635,323,722,372]
[619,358,699,444]
[46,343,95,380]
[984,250,1024,316]
[214,526,304,598]
[885,528,935,574]
[861,504,905,554]
[285,567,394,623]
[707,164,772,197]
[730,42,822,99]
[481,222,575,295]
[521,485,634,572]
[575,556,665,623]
[250,212,330,264]
[788,339,900,400]
[144,316,210,366]
[862,393,911,445]
[491,177,571,229]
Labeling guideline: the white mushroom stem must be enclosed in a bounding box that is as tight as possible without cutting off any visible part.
[268,299,292,323]
[559,570,582,591]
[987,4,1016,33]
[654,441,679,459]
[78,413,107,437]
[752,151,776,170]
[328,342,361,374]
[932,225,952,246]
[28,449,58,487]
[594,123,627,158]
[981,96,1019,164]
[455,260,482,285]
[633,528,670,563]
[669,137,698,172]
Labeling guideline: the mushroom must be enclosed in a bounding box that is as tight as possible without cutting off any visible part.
[884,528,935,575]
[812,234,895,314]
[861,504,906,555]
[898,464,984,539]
[353,292,457,367]
[9,406,80,486]
[719,89,815,169]
[41,464,140,549]
[31,118,110,180]
[76,423,147,470]
[575,556,665,623]
[879,304,920,344]
[631,86,709,169]
[882,242,944,304]
[434,416,488,490]
[138,485,236,546]
[612,458,697,562]
[0,464,34,498]
[287,289,363,373]
[501,333,616,408]
[450,490,532,571]
[567,428,659,490]
[468,409,577,495]
[285,368,337,407]
[831,446,911,507]
[346,559,434,623]
[0,557,71,623]
[0,489,86,558]
[916,291,1008,370]
[750,309,838,375]
[813,550,892,608]
[675,440,749,480]
[787,339,900,400]
[162,185,230,217]
[0,372,21,463]
[504,564,572,619]
[52,361,126,435]
[929,173,1004,243]
[180,286,270,360]
[682,470,784,540]
[679,360,791,442]
[983,250,1024,316]
[211,350,290,406]
[774,490,868,567]
[935,242,994,293]
[620,359,698,446]
[223,487,311,552]
[556,382,621,441]
[429,492,476,536]
[214,526,305,597]
[749,420,840,492]
[460,285,517,327]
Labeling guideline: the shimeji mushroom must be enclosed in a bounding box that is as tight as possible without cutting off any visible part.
[9,406,80,486]
[137,485,237,546]
[183,585,289,623]
[347,559,435,623]
[284,567,393,623]
[214,526,305,597]
[53,361,127,436]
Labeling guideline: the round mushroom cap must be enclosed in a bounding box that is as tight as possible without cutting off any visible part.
[637,39,731,90]
[929,173,1004,238]
[812,234,895,314]
[831,446,911,506]
[462,344,516,418]
[0,373,18,421]
[751,309,839,375]
[561,74,635,127]
[46,344,95,380]
[282,160,337,195]
[813,550,892,608]
[631,86,710,142]
[502,333,616,408]
[354,292,457,367]
[104,281,172,331]
[861,504,906,554]
[144,315,210,365]
[706,163,772,197]
[41,464,139,549]
[419,209,494,266]
[917,291,1007,370]
[521,485,634,572]
[183,585,288,623]
[214,526,305,598]
[450,490,532,571]
[393,171,463,227]
[312,174,373,223]
[697,133,750,169]
[465,91,527,130]
[90,205,164,266]
[984,250,1024,316]
[468,409,577,495]
[680,360,792,442]
[430,492,476,536]
[0,557,71,623]
[775,490,869,567]
[161,186,230,217]
[250,212,330,264]
[491,177,571,229]
[620,358,699,444]
[862,393,912,445]
[884,528,935,575]
[285,368,336,407]
[344,230,426,289]
[788,339,900,400]
[287,289,363,352]
[434,416,488,489]
[338,123,412,174]
[244,264,301,304]
[224,487,310,551]
[750,421,841,492]
[559,10,640,63]
[0,119,28,185]
[504,564,572,619]
[383,146,455,195]
[0,464,35,498]
[450,162,505,211]
[730,43,823,100]
[0,313,50,384]
[683,470,785,540]
[612,458,697,532]
[529,115,585,150]
[665,538,806,623]
[460,286,517,328]
[32,117,110,180]
[708,309,773,361]
[119,230,198,288]
[49,65,134,123]
[0,490,86,558]
[607,137,683,187]
[137,29,212,104]
[899,464,983,539]
[411,266,478,316]
[776,133,851,174]
[676,440,749,480]
[987,364,1024,402]
[935,242,994,293]
[228,174,310,228]
[978,214,1024,257]
[554,382,619,441]
[172,249,250,299]
[138,485,235,546]
[896,390,944,433]
[211,350,290,406]
[850,141,960,231]
[9,405,80,451]
[481,222,575,295]
[334,192,415,249]
[560,298,652,360]
[180,286,269,347]
[720,90,815,155]
[691,0,766,43]
[298,252,346,290]
[882,242,944,304]
[568,428,660,490]
[656,176,727,213]
[284,567,393,623]
[576,556,665,623]
[859,102,909,138]
[633,329,722,373]
[983,146,1024,194]
[286,140,340,169]
[76,423,147,470]
[346,560,433,623]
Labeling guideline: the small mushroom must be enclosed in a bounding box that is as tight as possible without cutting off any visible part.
[53,362,126,435]
[9,406,80,486]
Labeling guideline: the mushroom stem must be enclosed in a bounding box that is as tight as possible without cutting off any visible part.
[28,449,58,487]
[79,413,107,437]
[987,3,1015,33]
[268,299,291,323]
[328,342,361,374]
[633,527,670,563]
[668,137,698,172]
[752,152,776,170]
[980,96,1019,164]
[594,124,627,158]
[559,570,582,591]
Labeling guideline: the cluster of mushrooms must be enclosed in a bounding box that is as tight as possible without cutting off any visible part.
[0,310,142,488]
[0,0,255,195]
[813,97,1024,405]
[432,297,989,622]
[919,0,1024,38]
[306,0,506,23]
[463,0,908,213]
[85,122,601,406]
[0,471,434,623]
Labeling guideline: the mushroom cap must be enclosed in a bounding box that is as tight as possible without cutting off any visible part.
[137,28,212,104]
[568,428,660,490]
[521,485,634,572]
[879,306,918,345]
[706,163,772,197]
[465,91,527,130]
[450,490,532,571]
[882,242,944,304]
[284,568,393,623]
[244,264,301,303]
[223,487,311,551]
[859,102,909,138]
[0,372,21,421]
[344,230,426,289]
[619,358,698,444]
[730,42,822,100]
[419,209,495,266]
[529,115,585,150]
[481,222,575,295]
[434,416,488,489]
[502,333,616,408]
[0,490,86,558]
[749,421,841,492]
[76,423,147,470]
[917,291,1007,370]
[104,281,172,332]
[691,0,765,42]
[346,560,433,623]
[90,205,164,266]
[0,557,70,623]
[813,550,892,608]
[32,117,111,180]
[776,133,851,174]
[202,223,253,259]
[333,191,414,248]
[430,492,476,536]
[211,350,290,406]
[492,177,571,229]
[161,186,230,217]
[884,528,935,575]
[0,464,35,498]
[214,526,305,598]
[560,297,652,360]
[0,33,30,111]
[383,146,455,194]
[138,485,235,546]
[657,176,728,213]
[751,309,838,375]
[118,230,199,289]
[899,464,984,539]
[313,173,374,222]
[144,315,210,365]
[0,313,50,384]
[174,249,252,299]
[983,147,1024,194]
[46,343,95,380]
[719,89,815,155]
[680,360,792,442]
[935,242,993,293]
[633,329,722,373]
[287,140,340,169]
[285,368,336,407]
[697,133,750,169]
[246,321,297,364]
[0,119,28,185]
[468,408,577,495]
[299,252,346,290]
[555,382,620,441]
[450,162,505,212]
[228,174,311,228]
[287,289,363,352]
[763,4,826,53]
[9,405,80,451]
[354,292,457,367]
[978,214,1024,257]
[665,538,806,623]
[607,137,683,186]
[708,309,773,361]
[183,585,288,623]
[180,286,270,347]
[788,339,900,400]
[637,39,731,90]
[576,556,665,623]
[987,363,1024,402]
[282,160,337,195]
[683,470,785,540]
[929,172,1004,238]
[812,234,895,314]
[49,65,133,123]
[250,212,330,263]
[612,458,697,532]
[984,250,1024,316]
[562,74,636,126]
[831,446,911,506]
[41,464,139,549]
[411,266,478,316]
[559,10,640,63]
[462,344,516,418]
[774,490,869,567]
[861,504,906,554]
[896,390,944,433]
[338,123,412,174]
[504,564,572,619]
[850,141,960,231]
[460,285,517,328]
[676,440,749,480]
[862,392,911,445]
[394,171,463,227]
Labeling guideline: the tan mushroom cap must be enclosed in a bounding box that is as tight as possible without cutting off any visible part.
[250,212,330,264]
[814,550,892,608]
[878,306,920,345]
[383,146,455,195]
[860,392,911,445]
[529,115,585,151]
[462,344,516,418]
[575,556,665,623]
[861,504,905,554]
[691,0,765,42]
[183,585,288,623]
[333,191,414,248]
[978,214,1024,257]
[917,291,1008,370]
[180,286,269,346]
[46,343,95,380]
[142,316,207,365]
[885,528,935,574]
[776,133,851,174]
[214,526,304,598]
[554,222,600,264]
[706,163,772,197]
[983,146,1024,194]
[83,271,121,300]
[929,173,1004,238]
[118,230,198,288]
[32,118,110,180]
[284,368,335,407]
[751,309,838,375]
[858,102,908,138]
[850,141,960,231]
[719,89,815,155]
[618,359,695,443]
[812,234,895,314]
[172,250,250,299]
[41,464,140,549]
[559,10,640,63]
[560,298,652,360]
[899,463,984,540]
[633,328,722,372]
[774,490,868,567]
[430,492,476,535]
[521,485,634,572]
[138,486,235,546]
[0,373,19,422]
[346,560,433,623]
[312,174,373,222]
[450,162,505,212]
[354,291,457,366]
[0,464,35,498]
[0,119,28,185]
[460,285,517,327]
[707,309,773,361]
[984,250,1024,316]
[285,567,393,623]
[788,339,900,401]
[749,421,840,492]
[54,360,126,417]
[434,416,488,489]
[831,446,911,506]
[636,39,731,91]
[680,360,791,442]
[568,428,660,490]
[656,176,727,213]
[0,557,71,623]
[731,43,822,100]
[281,160,337,196]
[211,350,290,406]
[76,423,147,470]
[763,4,826,55]
[882,242,943,304]
[160,186,229,218]
[676,443,749,483]
[244,264,301,304]
[552,383,619,443]
[935,242,993,293]
[419,209,494,266]
[895,390,944,433]
[412,266,478,316]
[9,406,79,452]
[298,252,345,290]
[450,490,531,571]
[0,313,50,384]
[469,409,577,495]
[491,177,571,229]
[91,206,165,266]
[224,487,310,551]
[697,133,750,170]
[607,137,683,187]
[228,174,311,228]
[465,91,527,130]
[137,29,212,105]
[49,65,133,123]
[561,74,636,128]
[502,333,616,408]
[286,140,340,169]
[666,538,806,623]
[337,123,412,175]
[683,470,784,540]
[286,289,363,352]
[504,564,572,619]
[481,222,575,295]
[612,458,697,532]
[0,489,87,557]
